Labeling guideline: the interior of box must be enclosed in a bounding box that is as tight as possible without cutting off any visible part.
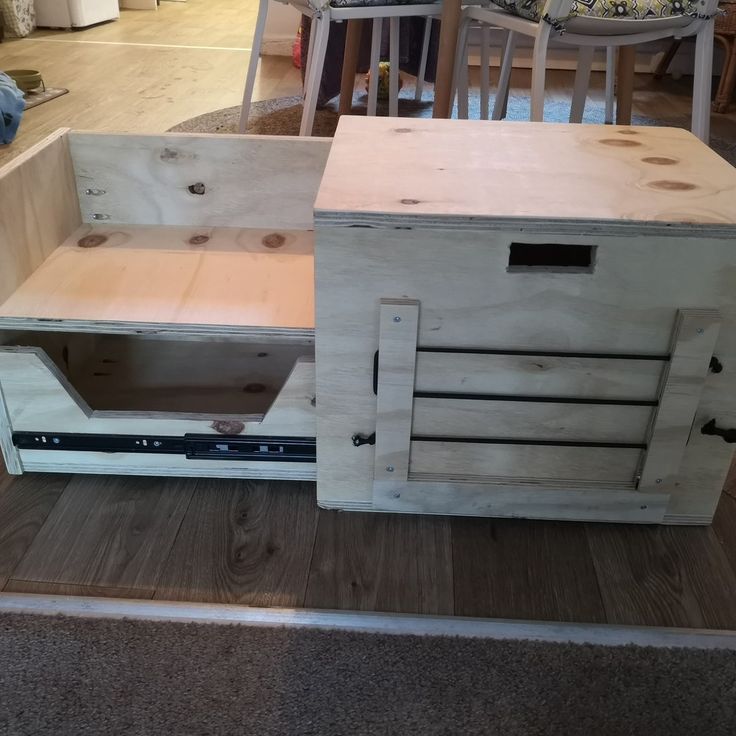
[0,331,314,417]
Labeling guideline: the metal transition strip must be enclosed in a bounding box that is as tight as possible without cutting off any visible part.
[1,593,735,650]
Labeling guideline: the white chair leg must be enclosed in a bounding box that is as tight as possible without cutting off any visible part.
[479,24,491,120]
[530,24,551,121]
[570,45,594,123]
[299,12,331,136]
[238,0,270,134]
[493,30,516,120]
[691,20,714,142]
[604,46,615,124]
[303,12,317,85]
[368,17,383,116]
[389,16,400,117]
[454,17,471,119]
[415,17,432,101]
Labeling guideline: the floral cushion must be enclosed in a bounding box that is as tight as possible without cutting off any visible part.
[490,0,697,22]
[0,0,35,37]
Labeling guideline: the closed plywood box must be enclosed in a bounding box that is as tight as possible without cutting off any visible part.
[313,117,736,524]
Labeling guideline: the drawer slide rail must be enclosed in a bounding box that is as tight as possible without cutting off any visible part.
[12,432,316,463]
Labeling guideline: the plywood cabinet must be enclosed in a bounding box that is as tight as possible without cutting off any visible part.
[2,119,735,525]
[313,117,736,524]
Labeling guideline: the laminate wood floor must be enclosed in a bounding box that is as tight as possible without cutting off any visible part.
[2,456,736,628]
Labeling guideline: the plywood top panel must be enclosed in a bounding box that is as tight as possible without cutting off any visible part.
[0,226,314,334]
[314,118,736,234]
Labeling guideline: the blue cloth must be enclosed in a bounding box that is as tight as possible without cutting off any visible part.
[0,73,25,145]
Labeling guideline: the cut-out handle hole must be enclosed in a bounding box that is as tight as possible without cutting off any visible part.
[508,243,596,273]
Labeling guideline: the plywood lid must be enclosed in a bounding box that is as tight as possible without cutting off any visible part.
[314,117,736,235]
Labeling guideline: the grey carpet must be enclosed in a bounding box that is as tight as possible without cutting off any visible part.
[2,612,736,736]
[169,89,736,166]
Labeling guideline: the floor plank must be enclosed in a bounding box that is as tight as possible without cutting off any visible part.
[0,472,69,590]
[154,480,319,606]
[452,518,606,623]
[587,524,715,628]
[11,474,194,591]
[712,482,736,583]
[3,579,153,599]
[305,510,454,615]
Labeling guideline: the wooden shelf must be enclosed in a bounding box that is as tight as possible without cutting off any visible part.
[0,224,315,336]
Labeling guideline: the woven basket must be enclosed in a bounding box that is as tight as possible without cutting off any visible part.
[716,0,736,35]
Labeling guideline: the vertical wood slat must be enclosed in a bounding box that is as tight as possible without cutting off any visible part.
[373,299,420,495]
[638,309,721,491]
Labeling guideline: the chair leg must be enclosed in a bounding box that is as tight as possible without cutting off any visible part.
[493,30,516,120]
[570,45,594,123]
[479,24,491,120]
[714,36,736,113]
[530,24,551,121]
[691,19,714,142]
[299,12,331,136]
[389,16,400,117]
[238,0,270,134]
[368,17,383,116]
[415,17,432,101]
[604,46,615,124]
[454,17,471,119]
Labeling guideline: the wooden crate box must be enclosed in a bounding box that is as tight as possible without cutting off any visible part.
[0,129,330,480]
[313,117,736,524]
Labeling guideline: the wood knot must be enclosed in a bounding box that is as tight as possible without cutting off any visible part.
[262,233,286,249]
[243,383,266,394]
[394,127,412,133]
[617,129,639,135]
[188,182,206,195]
[648,180,696,191]
[599,138,642,148]
[188,234,210,245]
[400,198,420,205]
[77,234,108,248]
[210,420,245,435]
[641,156,678,166]
[160,147,179,161]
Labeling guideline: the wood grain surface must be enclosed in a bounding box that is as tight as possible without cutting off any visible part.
[452,517,607,622]
[154,479,319,606]
[0,472,69,590]
[12,474,195,591]
[305,510,454,615]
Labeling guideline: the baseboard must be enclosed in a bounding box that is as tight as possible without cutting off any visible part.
[262,37,294,57]
[2,592,736,650]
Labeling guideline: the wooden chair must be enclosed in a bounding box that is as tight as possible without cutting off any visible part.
[453,0,719,141]
[239,0,441,135]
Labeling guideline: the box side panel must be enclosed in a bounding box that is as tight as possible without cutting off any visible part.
[0,130,82,306]
[315,227,736,523]
[69,133,331,230]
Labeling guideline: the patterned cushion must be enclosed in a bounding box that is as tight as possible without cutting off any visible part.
[329,0,437,6]
[490,0,697,22]
[0,0,35,37]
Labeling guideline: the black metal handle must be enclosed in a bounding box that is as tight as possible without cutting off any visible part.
[352,432,376,447]
[701,419,736,443]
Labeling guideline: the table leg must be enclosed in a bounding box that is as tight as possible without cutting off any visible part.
[616,45,636,125]
[433,0,462,118]
[339,19,364,116]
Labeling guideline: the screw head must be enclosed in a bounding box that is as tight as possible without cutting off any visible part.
[696,328,704,335]
[656,478,662,484]
[393,492,401,499]
[393,316,402,323]
[385,465,395,472]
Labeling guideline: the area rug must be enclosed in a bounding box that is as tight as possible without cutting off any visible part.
[170,89,736,166]
[23,87,69,110]
[2,611,736,735]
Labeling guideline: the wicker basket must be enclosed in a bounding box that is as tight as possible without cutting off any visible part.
[716,0,736,35]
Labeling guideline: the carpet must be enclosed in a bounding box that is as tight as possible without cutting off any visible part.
[170,89,736,166]
[23,87,69,110]
[2,611,736,736]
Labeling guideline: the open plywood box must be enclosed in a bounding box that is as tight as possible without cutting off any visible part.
[2,119,736,525]
[0,129,330,480]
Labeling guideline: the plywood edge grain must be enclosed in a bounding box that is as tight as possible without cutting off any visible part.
[2,593,736,649]
[0,128,72,177]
